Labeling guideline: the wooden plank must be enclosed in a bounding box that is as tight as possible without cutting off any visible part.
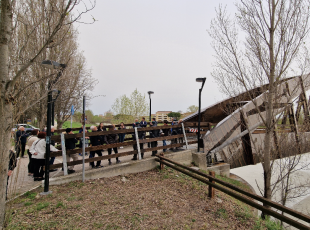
[54,121,210,133]
[206,121,241,153]
[240,111,254,165]
[50,132,201,157]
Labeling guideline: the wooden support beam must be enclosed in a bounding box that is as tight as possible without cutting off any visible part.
[299,76,310,123]
[206,121,241,153]
[285,83,302,155]
[240,111,254,165]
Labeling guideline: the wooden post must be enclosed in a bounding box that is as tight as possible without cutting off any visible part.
[160,152,164,170]
[208,171,215,198]
[240,111,254,165]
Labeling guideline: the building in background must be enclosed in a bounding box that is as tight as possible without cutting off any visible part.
[155,111,172,122]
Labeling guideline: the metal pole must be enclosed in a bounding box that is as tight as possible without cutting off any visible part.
[198,88,202,152]
[51,101,55,126]
[149,96,151,122]
[71,115,72,128]
[42,90,52,195]
[82,96,86,182]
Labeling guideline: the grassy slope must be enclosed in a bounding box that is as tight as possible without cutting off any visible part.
[5,168,282,230]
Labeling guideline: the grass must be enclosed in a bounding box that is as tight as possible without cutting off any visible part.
[5,168,285,229]
[62,121,96,129]
[24,191,36,200]
[36,202,49,211]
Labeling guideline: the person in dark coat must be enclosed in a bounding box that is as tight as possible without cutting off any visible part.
[140,117,147,127]
[161,120,170,152]
[7,150,17,199]
[15,126,29,157]
[105,124,121,165]
[118,122,126,148]
[170,120,178,151]
[132,124,145,160]
[97,122,107,147]
[65,128,79,173]
[89,126,103,168]
[150,118,159,156]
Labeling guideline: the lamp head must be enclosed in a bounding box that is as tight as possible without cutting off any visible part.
[196,77,206,83]
[147,91,154,95]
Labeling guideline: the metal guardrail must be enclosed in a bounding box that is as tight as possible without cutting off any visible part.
[155,155,310,230]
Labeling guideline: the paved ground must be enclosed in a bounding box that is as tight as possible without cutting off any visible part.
[7,139,196,200]
[231,153,310,228]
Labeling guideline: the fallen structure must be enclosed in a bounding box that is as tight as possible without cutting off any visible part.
[183,74,310,168]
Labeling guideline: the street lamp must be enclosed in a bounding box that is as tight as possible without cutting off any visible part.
[148,91,154,122]
[196,77,206,152]
[51,90,61,126]
[41,60,66,195]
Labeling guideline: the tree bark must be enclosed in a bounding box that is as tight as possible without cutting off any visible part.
[0,0,13,228]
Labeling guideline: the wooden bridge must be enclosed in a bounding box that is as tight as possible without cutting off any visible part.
[183,74,310,168]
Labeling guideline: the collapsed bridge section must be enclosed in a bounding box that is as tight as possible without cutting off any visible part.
[183,75,310,168]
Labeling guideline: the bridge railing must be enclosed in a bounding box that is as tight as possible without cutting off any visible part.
[49,122,210,170]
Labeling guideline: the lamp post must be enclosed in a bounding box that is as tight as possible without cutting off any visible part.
[41,60,66,195]
[148,91,154,122]
[196,78,206,153]
[51,90,61,126]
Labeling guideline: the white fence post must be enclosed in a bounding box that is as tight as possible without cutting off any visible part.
[135,127,142,160]
[60,133,68,176]
[182,123,189,149]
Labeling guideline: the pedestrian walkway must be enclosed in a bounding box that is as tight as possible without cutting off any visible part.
[7,140,194,199]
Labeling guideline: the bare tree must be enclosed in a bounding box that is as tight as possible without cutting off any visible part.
[0,0,95,228]
[209,0,310,216]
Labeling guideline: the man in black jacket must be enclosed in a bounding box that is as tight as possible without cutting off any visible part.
[15,126,29,157]
[150,118,159,156]
[65,128,78,174]
[161,120,170,152]
[105,124,121,165]
[89,126,103,168]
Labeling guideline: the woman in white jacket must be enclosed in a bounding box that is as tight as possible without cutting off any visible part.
[30,132,58,181]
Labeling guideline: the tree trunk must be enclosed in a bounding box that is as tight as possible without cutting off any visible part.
[0,0,13,228]
[261,0,276,218]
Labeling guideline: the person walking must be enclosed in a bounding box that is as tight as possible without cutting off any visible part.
[118,122,126,148]
[30,132,59,181]
[105,124,121,165]
[89,126,103,168]
[15,126,29,157]
[65,128,79,174]
[25,129,39,176]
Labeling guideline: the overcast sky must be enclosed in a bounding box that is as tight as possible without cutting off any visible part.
[76,0,235,115]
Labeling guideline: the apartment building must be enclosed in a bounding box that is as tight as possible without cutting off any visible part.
[155,111,172,122]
